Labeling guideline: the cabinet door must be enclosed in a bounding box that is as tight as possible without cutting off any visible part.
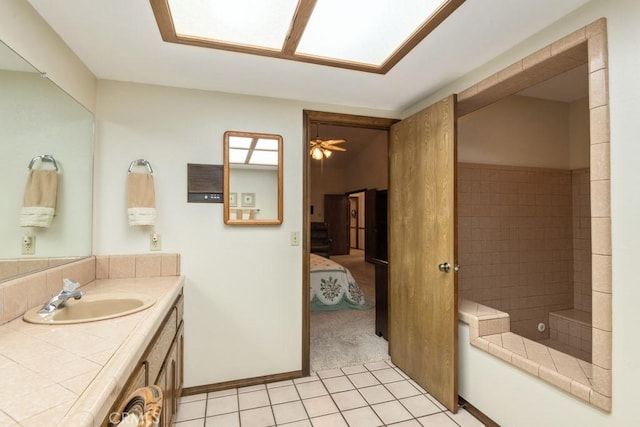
[176,322,184,399]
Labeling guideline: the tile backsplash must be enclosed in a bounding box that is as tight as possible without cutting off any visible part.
[0,253,180,326]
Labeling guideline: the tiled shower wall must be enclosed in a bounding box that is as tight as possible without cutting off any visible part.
[457,163,577,339]
[572,169,592,313]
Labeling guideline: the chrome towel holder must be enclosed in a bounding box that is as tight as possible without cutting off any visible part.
[128,159,153,174]
[28,154,58,171]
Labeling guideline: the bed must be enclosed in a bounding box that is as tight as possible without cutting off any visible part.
[310,253,373,311]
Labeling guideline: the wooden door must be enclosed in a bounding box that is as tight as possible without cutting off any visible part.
[349,196,358,248]
[388,95,458,412]
[364,189,377,262]
[324,194,350,255]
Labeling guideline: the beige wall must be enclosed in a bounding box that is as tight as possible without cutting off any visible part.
[0,0,96,111]
[458,95,571,168]
[93,79,397,387]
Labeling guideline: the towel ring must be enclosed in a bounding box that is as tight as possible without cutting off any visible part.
[128,159,153,174]
[28,154,58,171]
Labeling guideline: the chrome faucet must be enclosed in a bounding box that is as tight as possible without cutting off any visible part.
[38,278,85,314]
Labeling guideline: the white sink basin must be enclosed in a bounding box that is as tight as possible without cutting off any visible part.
[23,292,156,324]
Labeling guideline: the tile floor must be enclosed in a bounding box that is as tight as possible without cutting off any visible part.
[174,360,485,427]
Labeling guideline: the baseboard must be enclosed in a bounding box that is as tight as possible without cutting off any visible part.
[181,370,304,396]
[459,396,500,427]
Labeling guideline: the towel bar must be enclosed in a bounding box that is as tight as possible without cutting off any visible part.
[128,159,153,174]
[28,154,58,171]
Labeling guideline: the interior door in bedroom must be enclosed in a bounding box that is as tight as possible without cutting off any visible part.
[324,194,350,255]
[388,95,458,413]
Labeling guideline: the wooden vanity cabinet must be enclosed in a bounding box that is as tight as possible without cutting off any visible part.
[103,290,184,427]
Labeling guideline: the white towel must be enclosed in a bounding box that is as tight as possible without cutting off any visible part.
[127,172,156,226]
[20,169,58,227]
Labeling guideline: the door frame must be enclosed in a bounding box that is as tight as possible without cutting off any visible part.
[302,110,398,375]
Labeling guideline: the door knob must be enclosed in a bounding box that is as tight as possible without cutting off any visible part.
[438,262,451,273]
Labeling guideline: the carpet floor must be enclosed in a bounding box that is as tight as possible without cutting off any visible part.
[310,249,389,372]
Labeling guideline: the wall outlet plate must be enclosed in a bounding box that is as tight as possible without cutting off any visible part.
[150,233,162,251]
[22,235,36,255]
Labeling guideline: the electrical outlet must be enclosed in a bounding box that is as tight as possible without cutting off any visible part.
[290,231,300,246]
[22,235,36,255]
[150,233,162,251]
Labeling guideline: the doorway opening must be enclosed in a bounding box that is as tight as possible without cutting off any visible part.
[302,111,397,375]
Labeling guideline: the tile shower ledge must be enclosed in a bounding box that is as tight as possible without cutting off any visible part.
[0,275,184,427]
[458,299,599,408]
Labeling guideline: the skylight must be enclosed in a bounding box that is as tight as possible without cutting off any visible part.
[150,0,464,74]
[168,0,298,50]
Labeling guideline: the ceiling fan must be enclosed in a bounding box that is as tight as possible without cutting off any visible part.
[309,125,347,160]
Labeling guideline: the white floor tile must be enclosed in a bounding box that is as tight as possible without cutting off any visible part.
[341,406,384,427]
[179,393,208,404]
[365,360,391,371]
[322,375,354,393]
[205,412,240,427]
[175,400,207,422]
[303,395,338,418]
[268,384,300,405]
[239,406,275,427]
[400,395,441,418]
[238,389,270,410]
[208,388,237,398]
[359,384,395,405]
[239,384,267,394]
[280,419,312,427]
[341,364,367,375]
[296,380,328,399]
[266,379,294,389]
[206,395,238,417]
[390,420,423,426]
[310,412,348,427]
[372,400,414,425]
[372,368,405,384]
[446,408,485,426]
[385,380,421,399]
[331,390,368,411]
[316,368,344,379]
[272,400,308,425]
[175,364,489,427]
[348,372,380,388]
[418,412,459,426]
[175,418,205,427]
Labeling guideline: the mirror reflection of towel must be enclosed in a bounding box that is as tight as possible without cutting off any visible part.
[20,169,58,227]
[127,172,156,226]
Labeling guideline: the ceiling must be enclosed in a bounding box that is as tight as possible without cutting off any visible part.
[27,0,591,112]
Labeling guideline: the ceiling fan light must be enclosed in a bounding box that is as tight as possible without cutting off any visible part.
[323,149,332,158]
[311,146,324,160]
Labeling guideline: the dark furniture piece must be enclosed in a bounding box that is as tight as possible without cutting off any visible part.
[310,222,332,258]
[372,258,389,340]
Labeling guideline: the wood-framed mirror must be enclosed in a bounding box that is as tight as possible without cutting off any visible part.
[223,131,283,225]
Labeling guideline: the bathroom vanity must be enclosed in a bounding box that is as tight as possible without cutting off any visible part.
[0,255,184,426]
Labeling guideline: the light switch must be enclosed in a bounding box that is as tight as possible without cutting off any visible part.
[290,231,300,246]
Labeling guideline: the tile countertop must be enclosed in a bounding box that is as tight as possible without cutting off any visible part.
[0,276,184,427]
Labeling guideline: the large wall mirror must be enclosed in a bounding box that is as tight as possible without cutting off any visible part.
[0,41,94,281]
[223,131,283,225]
